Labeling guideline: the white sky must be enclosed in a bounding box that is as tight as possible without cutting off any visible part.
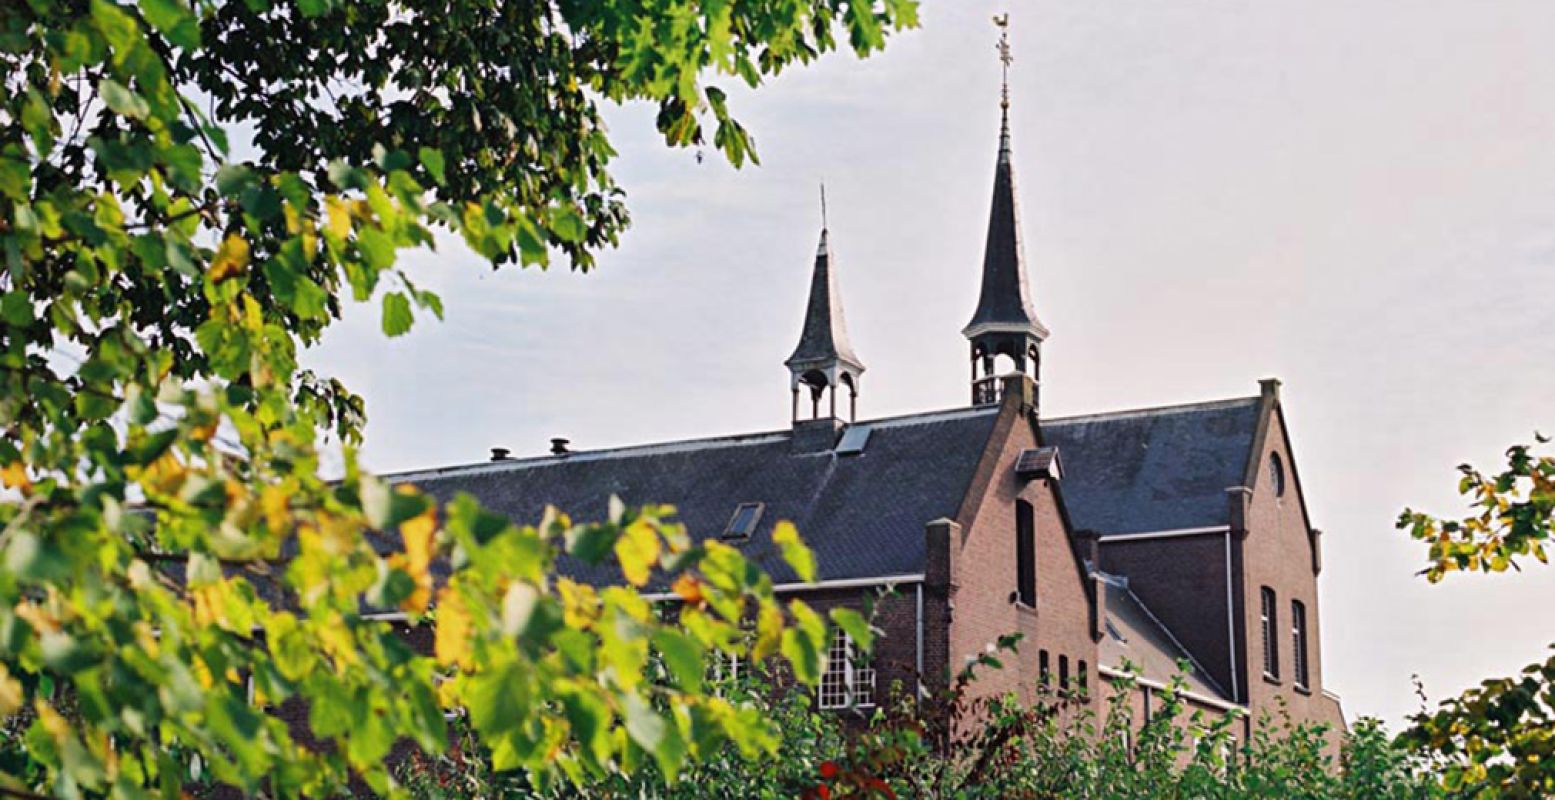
[309,1,1555,729]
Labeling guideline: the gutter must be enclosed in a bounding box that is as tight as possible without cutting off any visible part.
[641,572,926,602]
[1100,666,1244,714]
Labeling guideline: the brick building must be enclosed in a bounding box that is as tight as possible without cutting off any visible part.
[392,75,1345,739]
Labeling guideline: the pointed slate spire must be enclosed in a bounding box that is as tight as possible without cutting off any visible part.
[962,103,1049,343]
[965,17,1048,407]
[787,217,865,423]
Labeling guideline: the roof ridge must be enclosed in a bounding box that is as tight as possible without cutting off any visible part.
[381,406,1000,484]
[1043,395,1259,425]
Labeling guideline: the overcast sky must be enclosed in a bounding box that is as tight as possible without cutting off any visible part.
[308,1,1555,729]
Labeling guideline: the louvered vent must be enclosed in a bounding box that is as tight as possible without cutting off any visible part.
[1014,446,1061,481]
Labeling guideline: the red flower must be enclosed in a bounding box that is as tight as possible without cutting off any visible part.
[819,761,839,780]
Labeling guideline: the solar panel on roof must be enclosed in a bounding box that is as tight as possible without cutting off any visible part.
[835,425,872,455]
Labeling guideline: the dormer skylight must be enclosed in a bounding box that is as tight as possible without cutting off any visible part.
[723,502,765,540]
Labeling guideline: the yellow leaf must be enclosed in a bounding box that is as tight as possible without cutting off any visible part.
[614,519,661,587]
[398,506,437,613]
[0,461,30,493]
[752,602,783,663]
[557,578,600,629]
[260,484,290,531]
[434,586,474,670]
[208,233,250,282]
[772,521,816,583]
[324,196,351,240]
[14,601,59,634]
[0,664,22,718]
[401,507,436,575]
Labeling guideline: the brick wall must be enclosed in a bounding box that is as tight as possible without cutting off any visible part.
[942,387,1099,708]
[1237,404,1345,734]
[1098,534,1233,695]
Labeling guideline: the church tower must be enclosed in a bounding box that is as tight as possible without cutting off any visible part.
[964,18,1049,408]
[786,207,865,424]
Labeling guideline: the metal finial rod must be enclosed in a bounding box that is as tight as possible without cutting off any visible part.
[994,13,1012,109]
[820,181,828,230]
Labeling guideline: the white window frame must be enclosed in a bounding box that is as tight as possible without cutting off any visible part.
[818,628,875,710]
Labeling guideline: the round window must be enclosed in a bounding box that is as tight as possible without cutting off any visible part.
[1269,453,1286,497]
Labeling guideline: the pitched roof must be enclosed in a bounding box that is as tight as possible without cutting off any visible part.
[389,407,1001,587]
[1099,574,1228,701]
[1043,397,1262,536]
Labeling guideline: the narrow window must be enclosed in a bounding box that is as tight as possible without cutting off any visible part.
[1015,499,1036,606]
[1059,655,1070,692]
[1260,587,1279,679]
[1039,649,1050,687]
[1078,660,1089,697]
[818,628,875,709]
[1269,453,1286,497]
[1291,599,1309,689]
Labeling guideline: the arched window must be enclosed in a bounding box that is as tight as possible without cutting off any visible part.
[1269,453,1286,497]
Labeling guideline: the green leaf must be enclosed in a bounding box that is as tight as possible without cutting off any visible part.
[652,629,704,693]
[828,607,874,654]
[1,292,33,327]
[558,688,611,767]
[358,226,397,271]
[139,0,201,49]
[381,291,412,337]
[215,164,256,196]
[418,147,446,185]
[99,80,149,120]
[91,0,142,57]
[549,206,587,244]
[781,599,827,686]
[771,521,816,583]
[566,524,618,564]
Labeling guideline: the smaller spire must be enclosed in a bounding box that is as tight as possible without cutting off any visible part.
[786,206,865,423]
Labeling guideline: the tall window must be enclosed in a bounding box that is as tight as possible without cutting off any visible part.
[1260,587,1279,679]
[818,628,875,709]
[1291,599,1310,689]
[1269,453,1286,497]
[1059,655,1070,692]
[1015,499,1036,606]
[1039,649,1050,687]
[1078,660,1089,697]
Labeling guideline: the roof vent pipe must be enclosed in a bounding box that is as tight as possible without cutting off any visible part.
[550,438,571,456]
[490,447,511,462]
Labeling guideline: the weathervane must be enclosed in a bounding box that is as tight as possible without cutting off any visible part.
[994,14,1012,109]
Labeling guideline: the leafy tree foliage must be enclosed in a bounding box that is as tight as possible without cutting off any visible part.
[394,640,1442,799]
[0,0,917,795]
[1398,440,1555,797]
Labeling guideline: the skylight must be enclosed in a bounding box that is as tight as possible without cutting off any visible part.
[723,502,764,540]
[836,425,872,455]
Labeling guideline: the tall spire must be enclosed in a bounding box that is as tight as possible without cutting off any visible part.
[787,192,865,423]
[965,15,1049,407]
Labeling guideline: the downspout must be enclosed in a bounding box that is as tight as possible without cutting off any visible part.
[1224,531,1240,703]
[915,583,925,697]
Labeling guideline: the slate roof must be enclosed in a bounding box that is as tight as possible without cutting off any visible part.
[1099,575,1228,701]
[1043,397,1262,536]
[388,407,1001,588]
